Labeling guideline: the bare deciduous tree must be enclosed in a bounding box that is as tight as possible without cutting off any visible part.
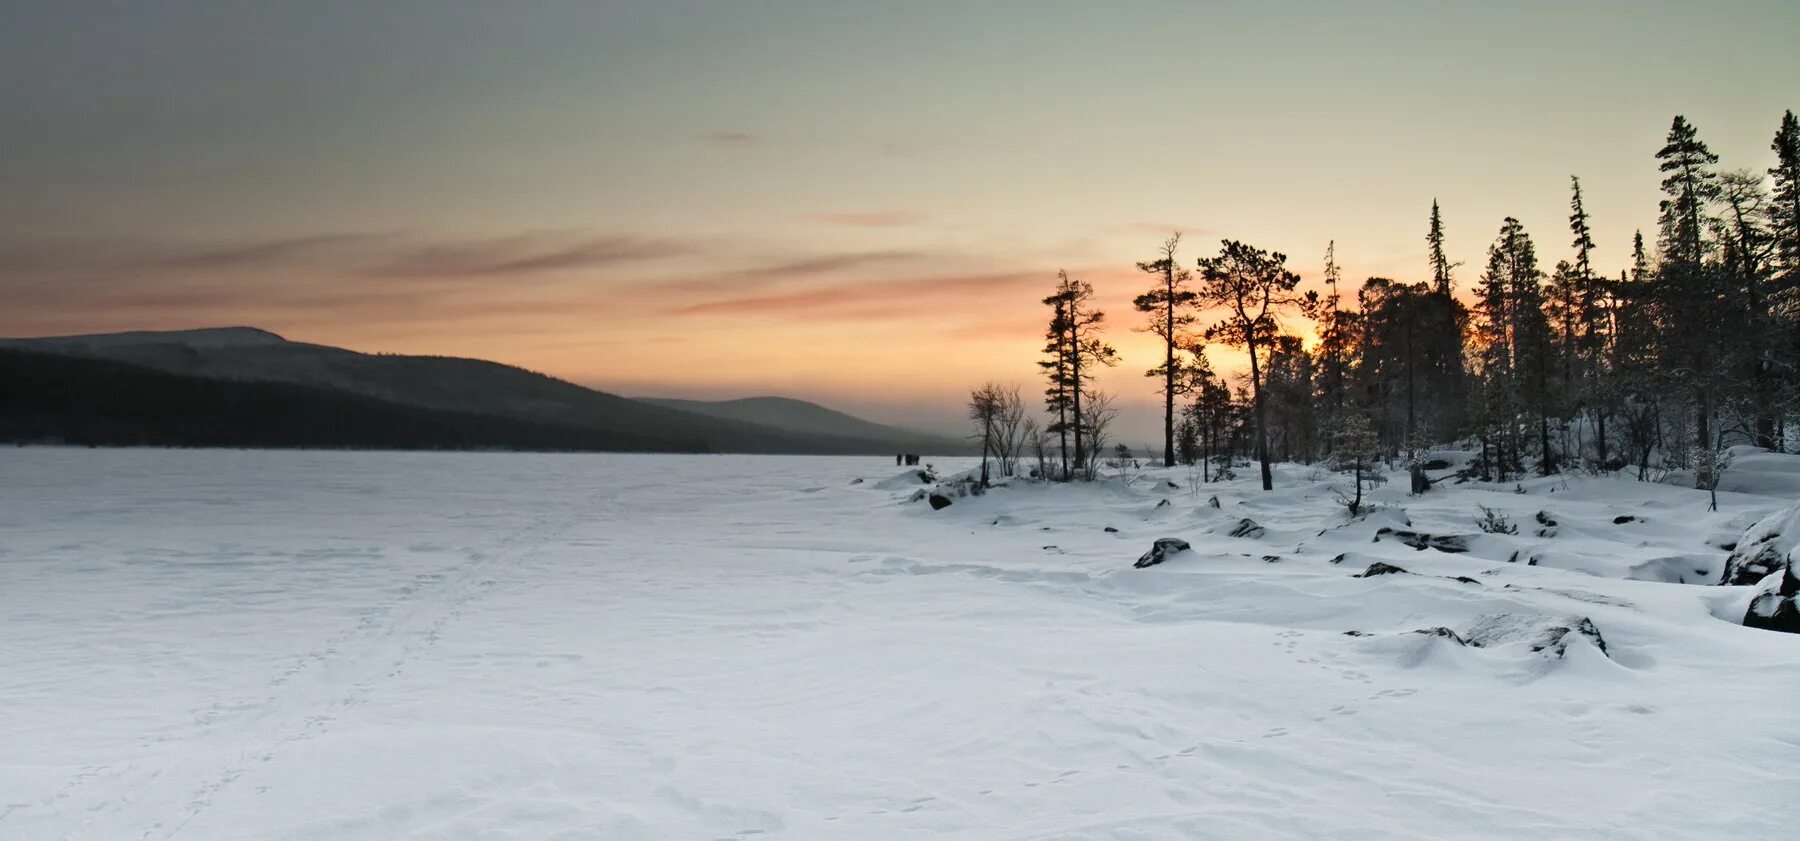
[1081,391,1118,480]
[992,384,1028,478]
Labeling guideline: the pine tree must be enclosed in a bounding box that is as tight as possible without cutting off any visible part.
[1303,241,1357,448]
[1196,240,1303,490]
[1419,202,1470,439]
[1047,270,1117,478]
[1713,168,1781,449]
[1770,110,1800,287]
[1567,177,1594,278]
[1427,199,1456,294]
[1133,234,1201,467]
[1566,176,1609,463]
[1473,218,1554,475]
[1038,287,1074,479]
[1328,411,1381,516]
[1653,117,1731,455]
[1656,115,1720,266]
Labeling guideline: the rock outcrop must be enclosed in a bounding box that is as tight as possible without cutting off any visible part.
[1134,537,1192,569]
[1374,527,1470,553]
[1721,502,1800,586]
[1743,565,1800,634]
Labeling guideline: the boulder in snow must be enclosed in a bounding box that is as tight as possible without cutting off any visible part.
[1226,518,1265,539]
[1720,501,1800,586]
[927,493,954,510]
[1463,613,1608,659]
[1357,562,1412,578]
[1742,565,1800,634]
[1411,626,1467,644]
[1134,537,1192,569]
[1374,527,1470,553]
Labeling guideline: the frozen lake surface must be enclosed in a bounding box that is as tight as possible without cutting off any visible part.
[2,449,1796,840]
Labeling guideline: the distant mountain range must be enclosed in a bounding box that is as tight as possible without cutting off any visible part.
[0,327,970,455]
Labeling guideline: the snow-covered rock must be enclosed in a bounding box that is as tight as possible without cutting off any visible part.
[1356,562,1412,578]
[1133,537,1192,568]
[1463,613,1609,659]
[1720,501,1799,585]
[1743,566,1800,634]
[1224,518,1265,539]
[1374,527,1471,553]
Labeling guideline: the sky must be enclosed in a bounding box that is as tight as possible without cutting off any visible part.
[4,1,1798,441]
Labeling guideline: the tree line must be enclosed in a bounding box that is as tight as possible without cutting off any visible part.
[970,112,1800,491]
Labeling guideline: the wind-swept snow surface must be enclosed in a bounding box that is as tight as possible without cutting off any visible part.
[2,450,1797,840]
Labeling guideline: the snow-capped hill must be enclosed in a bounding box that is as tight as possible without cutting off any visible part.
[0,325,288,349]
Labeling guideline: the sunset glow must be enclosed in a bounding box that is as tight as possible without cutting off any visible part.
[4,1,1796,437]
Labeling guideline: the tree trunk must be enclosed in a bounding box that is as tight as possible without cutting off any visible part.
[980,420,993,487]
[1595,409,1609,467]
[1163,283,1176,468]
[1247,337,1272,491]
[1755,358,1777,450]
[1056,404,1068,482]
[1405,322,1416,440]
[1694,386,1710,456]
[1539,414,1554,476]
[1070,317,1084,480]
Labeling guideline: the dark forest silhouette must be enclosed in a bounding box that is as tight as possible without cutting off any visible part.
[970,112,1800,492]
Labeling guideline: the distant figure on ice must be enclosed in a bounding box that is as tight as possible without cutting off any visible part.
[896,453,903,465]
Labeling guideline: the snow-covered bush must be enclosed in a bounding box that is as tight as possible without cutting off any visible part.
[1476,506,1518,535]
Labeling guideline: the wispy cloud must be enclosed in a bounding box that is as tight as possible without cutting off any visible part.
[157,233,393,270]
[666,269,1047,318]
[370,233,692,278]
[0,234,395,277]
[738,250,928,278]
[702,130,758,146]
[808,210,926,228]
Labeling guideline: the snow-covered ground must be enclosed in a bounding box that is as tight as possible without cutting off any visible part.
[2,449,1796,840]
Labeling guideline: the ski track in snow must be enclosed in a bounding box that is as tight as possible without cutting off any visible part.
[1,449,1797,840]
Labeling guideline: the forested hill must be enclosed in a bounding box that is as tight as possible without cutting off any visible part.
[639,396,955,453]
[0,349,700,452]
[0,329,970,455]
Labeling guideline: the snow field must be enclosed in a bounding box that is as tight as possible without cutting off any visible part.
[2,449,1797,840]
